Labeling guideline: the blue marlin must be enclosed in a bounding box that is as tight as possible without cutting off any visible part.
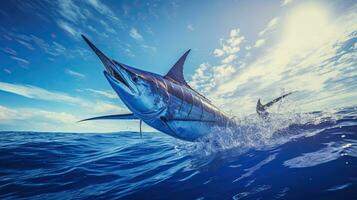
[80,35,235,141]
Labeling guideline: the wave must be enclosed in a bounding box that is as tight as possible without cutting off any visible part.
[0,106,356,199]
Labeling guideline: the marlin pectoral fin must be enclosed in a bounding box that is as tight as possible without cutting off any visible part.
[78,113,138,122]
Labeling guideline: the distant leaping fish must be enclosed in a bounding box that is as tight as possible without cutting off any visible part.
[256,92,294,118]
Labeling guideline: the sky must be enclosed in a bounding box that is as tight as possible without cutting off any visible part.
[0,0,356,132]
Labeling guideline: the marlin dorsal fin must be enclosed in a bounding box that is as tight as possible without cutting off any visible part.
[164,49,191,85]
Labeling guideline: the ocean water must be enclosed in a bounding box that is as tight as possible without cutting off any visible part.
[0,107,356,200]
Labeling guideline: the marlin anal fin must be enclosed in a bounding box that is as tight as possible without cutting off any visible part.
[78,113,138,122]
[164,49,191,85]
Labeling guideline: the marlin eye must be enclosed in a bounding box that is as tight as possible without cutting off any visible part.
[132,75,138,82]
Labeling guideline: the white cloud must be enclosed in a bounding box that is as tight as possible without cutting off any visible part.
[57,20,81,39]
[142,44,157,52]
[0,80,133,132]
[146,26,154,35]
[281,0,293,6]
[187,24,194,31]
[87,0,120,22]
[100,20,116,34]
[191,28,245,98]
[124,48,135,57]
[213,64,236,80]
[0,105,138,132]
[16,39,35,50]
[0,81,126,116]
[10,56,30,65]
[0,30,68,57]
[1,47,17,55]
[0,105,66,129]
[3,68,11,74]
[23,109,77,124]
[52,0,121,41]
[65,68,86,79]
[52,41,66,54]
[0,81,82,104]
[254,39,265,48]
[0,105,19,121]
[85,88,117,99]
[130,28,144,41]
[213,49,224,57]
[57,0,87,23]
[91,101,126,114]
[222,54,237,64]
[30,35,66,56]
[213,28,245,57]
[258,17,279,37]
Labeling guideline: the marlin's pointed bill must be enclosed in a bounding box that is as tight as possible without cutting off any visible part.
[81,34,115,75]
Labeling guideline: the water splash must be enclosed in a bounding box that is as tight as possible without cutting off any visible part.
[184,107,339,155]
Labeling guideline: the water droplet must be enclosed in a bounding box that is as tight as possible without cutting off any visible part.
[342,143,351,149]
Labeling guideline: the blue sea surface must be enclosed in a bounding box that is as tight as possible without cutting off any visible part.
[0,107,356,199]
